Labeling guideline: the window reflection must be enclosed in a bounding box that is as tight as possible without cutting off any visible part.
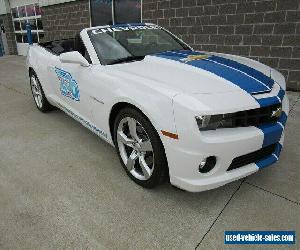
[26,5,35,17]
[14,21,21,31]
[37,19,43,30]
[12,8,18,18]
[90,0,113,26]
[15,33,23,42]
[90,0,141,26]
[27,19,37,30]
[23,34,28,43]
[35,5,42,16]
[18,6,26,17]
[114,0,141,24]
[32,33,38,43]
[20,20,27,30]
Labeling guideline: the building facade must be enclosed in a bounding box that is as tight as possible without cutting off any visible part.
[0,0,299,90]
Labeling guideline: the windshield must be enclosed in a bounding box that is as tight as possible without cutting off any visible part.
[87,24,191,65]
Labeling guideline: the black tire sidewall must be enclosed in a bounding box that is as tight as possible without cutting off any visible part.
[113,108,168,188]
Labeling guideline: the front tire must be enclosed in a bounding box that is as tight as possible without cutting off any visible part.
[113,108,168,188]
[29,71,54,112]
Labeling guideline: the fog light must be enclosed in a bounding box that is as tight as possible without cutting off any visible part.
[199,156,217,173]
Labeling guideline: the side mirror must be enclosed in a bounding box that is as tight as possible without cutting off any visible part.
[59,51,90,67]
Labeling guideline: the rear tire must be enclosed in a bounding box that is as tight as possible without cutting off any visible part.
[113,108,168,188]
[29,71,54,113]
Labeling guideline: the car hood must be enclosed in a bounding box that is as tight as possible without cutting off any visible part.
[109,50,275,95]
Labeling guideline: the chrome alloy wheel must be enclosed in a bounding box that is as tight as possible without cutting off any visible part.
[30,75,43,108]
[117,117,154,181]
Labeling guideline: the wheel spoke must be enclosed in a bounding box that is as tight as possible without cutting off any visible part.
[139,139,152,152]
[31,79,38,89]
[128,118,140,141]
[33,89,39,96]
[139,155,151,179]
[126,150,138,171]
[36,96,40,107]
[31,78,40,95]
[36,84,41,93]
[31,82,35,90]
[117,131,134,147]
[37,95,43,107]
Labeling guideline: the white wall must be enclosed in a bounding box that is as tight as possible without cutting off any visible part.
[1,0,81,14]
[9,0,38,8]
[1,0,76,10]
[39,0,76,7]
[0,0,10,15]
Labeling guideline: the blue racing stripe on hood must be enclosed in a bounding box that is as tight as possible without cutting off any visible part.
[175,51,274,89]
[207,55,274,89]
[255,87,285,108]
[154,50,273,95]
[256,97,280,107]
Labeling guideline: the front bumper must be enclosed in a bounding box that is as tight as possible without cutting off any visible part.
[162,94,289,192]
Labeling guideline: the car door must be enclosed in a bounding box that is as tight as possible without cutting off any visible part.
[52,60,94,122]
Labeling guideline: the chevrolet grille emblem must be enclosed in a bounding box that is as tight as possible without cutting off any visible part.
[271,107,282,118]
[181,54,210,63]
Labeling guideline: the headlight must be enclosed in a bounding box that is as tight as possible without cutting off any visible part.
[196,103,282,131]
[195,114,234,131]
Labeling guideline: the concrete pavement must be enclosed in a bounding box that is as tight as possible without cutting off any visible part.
[0,56,299,249]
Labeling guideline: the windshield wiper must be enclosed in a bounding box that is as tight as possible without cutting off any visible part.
[107,55,145,65]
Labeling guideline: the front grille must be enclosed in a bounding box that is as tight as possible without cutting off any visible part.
[231,103,281,127]
[227,144,276,171]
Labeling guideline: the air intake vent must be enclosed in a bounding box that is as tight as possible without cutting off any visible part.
[227,144,276,171]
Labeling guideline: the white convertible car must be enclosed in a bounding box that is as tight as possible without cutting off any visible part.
[27,23,289,192]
